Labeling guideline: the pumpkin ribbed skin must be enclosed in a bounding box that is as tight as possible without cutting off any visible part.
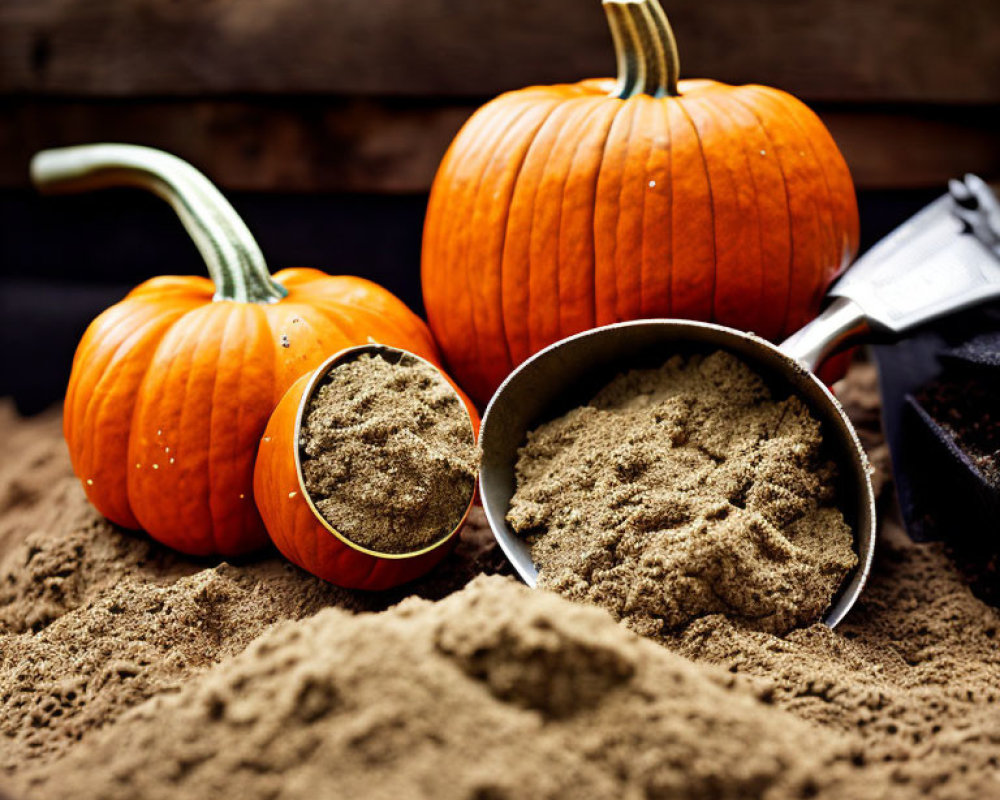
[422,78,859,405]
[65,268,445,556]
[254,356,478,591]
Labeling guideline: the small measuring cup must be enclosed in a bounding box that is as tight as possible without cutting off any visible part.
[479,176,1000,627]
[255,343,478,590]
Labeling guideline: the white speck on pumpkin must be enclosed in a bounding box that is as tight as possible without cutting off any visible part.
[86,479,93,486]
[239,493,245,499]
[135,463,141,469]
[263,437,271,443]
[648,180,656,188]
[169,458,175,464]
[288,491,298,499]
[157,430,162,436]
[152,464,159,470]
[164,447,170,453]
[760,150,767,156]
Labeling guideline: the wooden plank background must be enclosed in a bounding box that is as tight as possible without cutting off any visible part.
[3,99,998,193]
[4,0,999,101]
[2,0,998,412]
[1,0,998,192]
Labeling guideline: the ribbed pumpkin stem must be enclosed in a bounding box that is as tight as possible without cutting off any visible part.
[604,0,680,98]
[30,144,287,304]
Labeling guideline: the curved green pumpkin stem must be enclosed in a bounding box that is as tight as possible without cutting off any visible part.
[30,143,287,304]
[604,0,680,98]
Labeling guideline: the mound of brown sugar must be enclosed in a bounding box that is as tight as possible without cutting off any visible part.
[0,401,501,780]
[3,363,1000,800]
[508,351,857,636]
[12,576,889,800]
[299,352,477,554]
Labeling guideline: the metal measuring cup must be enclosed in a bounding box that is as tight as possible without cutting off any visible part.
[478,176,1000,628]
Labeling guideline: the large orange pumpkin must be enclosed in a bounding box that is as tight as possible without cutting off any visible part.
[36,144,449,556]
[422,0,859,405]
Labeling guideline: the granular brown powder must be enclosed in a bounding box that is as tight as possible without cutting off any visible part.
[299,352,477,554]
[0,401,500,779]
[508,351,857,636]
[12,576,887,800]
[2,365,1000,799]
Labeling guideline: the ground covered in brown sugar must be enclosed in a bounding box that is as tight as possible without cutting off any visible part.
[1,362,999,799]
[508,351,857,636]
[300,352,477,554]
[9,577,890,800]
[0,402,502,782]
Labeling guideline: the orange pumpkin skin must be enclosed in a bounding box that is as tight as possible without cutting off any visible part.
[422,76,859,405]
[65,269,447,556]
[254,358,479,590]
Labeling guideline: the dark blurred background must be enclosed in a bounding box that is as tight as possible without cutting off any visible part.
[1,0,998,413]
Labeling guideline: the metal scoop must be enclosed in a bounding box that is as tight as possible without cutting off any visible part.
[479,175,1000,628]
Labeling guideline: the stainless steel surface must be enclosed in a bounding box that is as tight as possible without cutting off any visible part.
[828,177,1000,332]
[479,176,1000,630]
[780,296,870,372]
[949,174,1000,257]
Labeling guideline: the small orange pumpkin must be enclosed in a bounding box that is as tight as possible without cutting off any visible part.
[254,345,479,590]
[37,144,451,556]
[422,0,859,405]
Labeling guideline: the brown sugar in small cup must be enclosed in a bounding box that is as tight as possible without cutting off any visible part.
[254,344,479,590]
